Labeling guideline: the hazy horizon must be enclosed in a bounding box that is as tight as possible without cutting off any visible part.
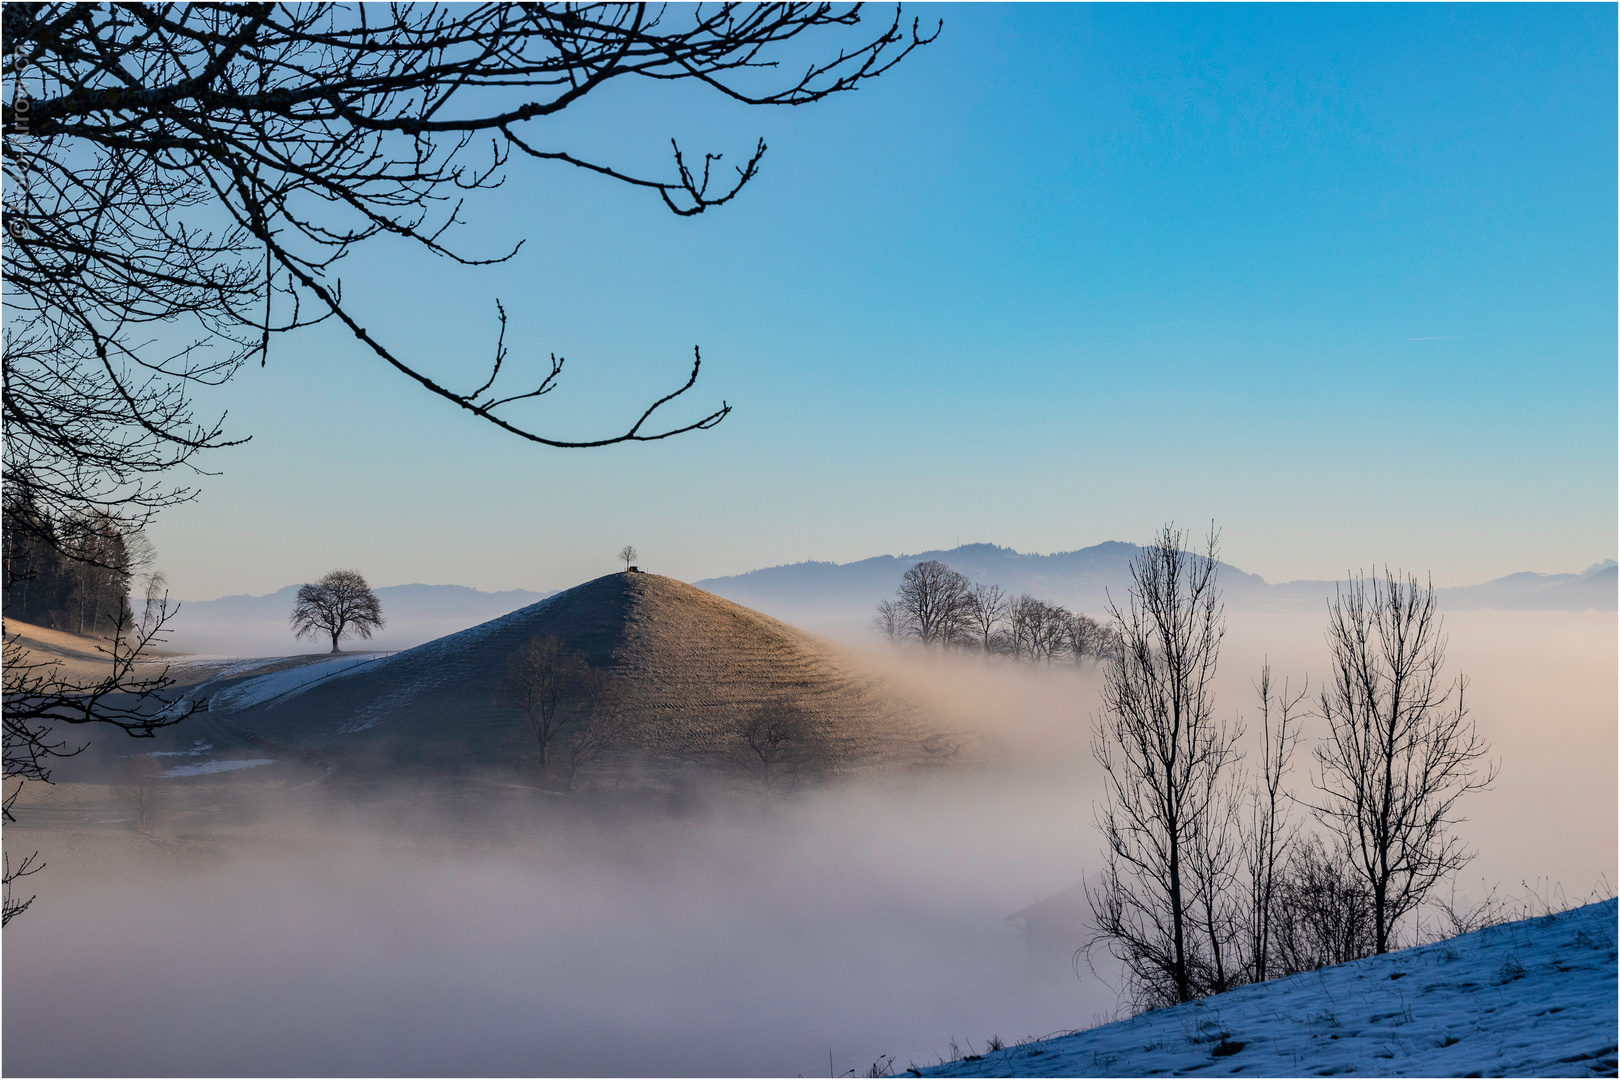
[6,608,1612,1076]
[172,541,1616,605]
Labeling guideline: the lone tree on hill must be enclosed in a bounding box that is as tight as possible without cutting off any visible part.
[619,546,639,572]
[1311,569,1496,954]
[290,570,385,653]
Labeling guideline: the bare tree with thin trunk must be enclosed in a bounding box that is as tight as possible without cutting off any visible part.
[1243,662,1308,983]
[618,546,638,572]
[1026,598,1073,665]
[1185,759,1245,995]
[1065,612,1112,666]
[559,666,614,791]
[965,582,1007,653]
[1311,569,1496,954]
[495,633,595,775]
[1087,525,1239,1008]
[1005,593,1038,660]
[872,599,907,643]
[290,570,385,653]
[734,700,819,810]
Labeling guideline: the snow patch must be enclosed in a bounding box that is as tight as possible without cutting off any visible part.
[147,741,214,758]
[209,654,388,712]
[159,759,275,778]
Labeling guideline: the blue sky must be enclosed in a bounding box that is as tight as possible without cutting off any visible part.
[152,3,1617,599]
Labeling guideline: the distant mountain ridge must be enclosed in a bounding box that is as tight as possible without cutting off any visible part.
[168,549,1614,657]
[694,543,1617,627]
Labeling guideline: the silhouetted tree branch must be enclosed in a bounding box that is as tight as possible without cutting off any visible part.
[2,600,193,924]
[2,2,938,475]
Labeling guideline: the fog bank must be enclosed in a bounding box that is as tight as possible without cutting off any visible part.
[4,609,1611,1077]
[3,773,1118,1078]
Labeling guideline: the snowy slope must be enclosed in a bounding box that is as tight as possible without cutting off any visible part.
[921,899,1617,1078]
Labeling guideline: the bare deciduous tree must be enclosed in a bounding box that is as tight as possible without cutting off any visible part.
[1066,612,1118,666]
[559,666,615,791]
[1087,525,1240,1007]
[1271,833,1375,974]
[124,753,166,833]
[495,633,603,777]
[734,699,819,809]
[1243,662,1308,983]
[893,560,973,648]
[290,570,385,653]
[872,599,907,643]
[1311,570,1496,954]
[966,582,1007,653]
[1005,593,1038,660]
[1185,760,1245,995]
[618,546,639,572]
[1025,598,1073,665]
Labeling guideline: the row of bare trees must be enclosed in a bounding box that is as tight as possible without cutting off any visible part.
[1087,526,1495,1009]
[874,560,1117,665]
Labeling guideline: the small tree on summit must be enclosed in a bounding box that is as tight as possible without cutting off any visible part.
[290,571,385,653]
[618,546,639,572]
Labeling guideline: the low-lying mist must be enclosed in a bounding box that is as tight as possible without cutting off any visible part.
[3,772,1117,1078]
[4,609,1612,1077]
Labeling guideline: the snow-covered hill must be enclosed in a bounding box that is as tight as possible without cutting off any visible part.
[920,899,1617,1078]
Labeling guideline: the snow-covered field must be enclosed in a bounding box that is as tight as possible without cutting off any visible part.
[922,899,1618,1078]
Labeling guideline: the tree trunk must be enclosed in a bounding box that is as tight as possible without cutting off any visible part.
[1374,879,1388,954]
[330,627,341,653]
[1169,836,1190,1002]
